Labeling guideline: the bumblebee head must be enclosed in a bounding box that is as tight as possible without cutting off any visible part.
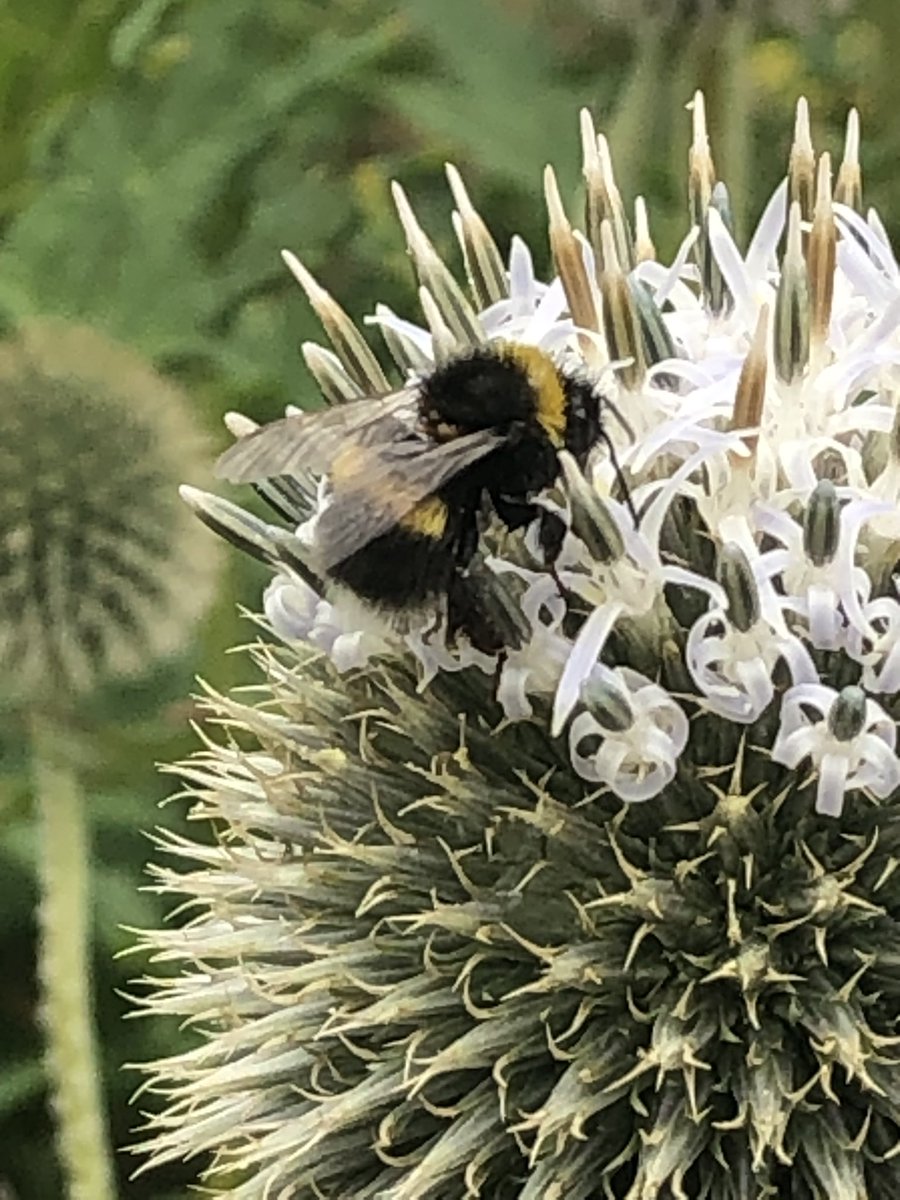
[419,349,541,434]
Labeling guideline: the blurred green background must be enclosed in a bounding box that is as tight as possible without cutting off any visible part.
[0,0,897,1195]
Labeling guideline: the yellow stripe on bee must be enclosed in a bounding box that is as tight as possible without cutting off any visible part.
[499,342,566,446]
[332,445,448,538]
[400,495,449,538]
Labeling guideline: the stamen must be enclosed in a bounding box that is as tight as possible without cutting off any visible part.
[446,164,508,308]
[580,671,634,732]
[835,109,862,213]
[716,544,760,633]
[391,181,484,346]
[828,686,867,742]
[808,153,836,347]
[773,202,810,385]
[688,91,715,230]
[559,451,626,563]
[630,278,677,375]
[418,285,458,365]
[788,96,815,223]
[599,221,646,391]
[302,343,366,403]
[803,480,840,567]
[179,486,281,566]
[371,302,433,374]
[580,109,633,274]
[729,303,768,466]
[280,250,389,393]
[633,197,656,263]
[544,164,602,346]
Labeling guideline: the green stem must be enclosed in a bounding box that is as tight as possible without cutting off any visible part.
[34,721,117,1200]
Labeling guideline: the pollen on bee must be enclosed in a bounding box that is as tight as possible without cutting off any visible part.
[402,496,449,538]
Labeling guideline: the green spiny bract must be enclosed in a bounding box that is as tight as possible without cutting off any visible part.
[136,637,900,1199]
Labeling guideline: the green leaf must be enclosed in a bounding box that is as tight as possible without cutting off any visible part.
[0,0,398,390]
[109,0,182,70]
[0,1061,44,1121]
[386,0,579,188]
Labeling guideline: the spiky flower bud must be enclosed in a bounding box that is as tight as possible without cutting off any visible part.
[138,100,900,1198]
[0,319,220,700]
[1,320,223,1200]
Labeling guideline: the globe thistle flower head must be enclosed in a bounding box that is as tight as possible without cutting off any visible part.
[0,320,220,701]
[140,96,900,1198]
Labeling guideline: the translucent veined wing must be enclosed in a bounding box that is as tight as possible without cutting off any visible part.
[313,430,504,569]
[216,388,419,483]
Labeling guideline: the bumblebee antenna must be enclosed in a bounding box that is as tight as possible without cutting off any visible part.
[596,427,639,529]
[599,392,635,443]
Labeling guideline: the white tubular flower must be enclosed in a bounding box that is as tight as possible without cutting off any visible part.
[754,483,891,650]
[148,97,900,1200]
[845,586,900,695]
[568,665,688,801]
[551,449,727,735]
[264,574,390,673]
[491,569,570,721]
[686,542,817,723]
[771,684,900,816]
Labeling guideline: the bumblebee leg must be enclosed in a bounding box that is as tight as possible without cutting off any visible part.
[492,494,566,568]
[596,427,639,527]
[491,494,569,597]
[491,496,566,563]
[536,509,566,566]
[536,509,575,605]
[455,499,481,567]
[491,494,542,533]
[447,571,503,655]
[447,563,530,656]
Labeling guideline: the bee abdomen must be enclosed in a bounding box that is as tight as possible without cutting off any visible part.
[329,527,454,610]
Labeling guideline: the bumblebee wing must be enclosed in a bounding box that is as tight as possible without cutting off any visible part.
[216,388,419,483]
[314,430,503,569]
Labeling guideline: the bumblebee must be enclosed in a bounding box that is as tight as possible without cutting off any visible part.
[217,342,629,653]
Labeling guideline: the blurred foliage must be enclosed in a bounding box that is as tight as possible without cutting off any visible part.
[0,0,895,1195]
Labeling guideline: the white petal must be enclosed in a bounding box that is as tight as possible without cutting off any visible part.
[508,236,537,317]
[732,656,775,722]
[816,753,850,817]
[552,603,623,736]
[777,634,819,687]
[745,178,787,282]
[639,226,700,310]
[497,664,534,722]
[525,277,568,344]
[264,575,318,641]
[706,207,757,329]
[807,584,844,651]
